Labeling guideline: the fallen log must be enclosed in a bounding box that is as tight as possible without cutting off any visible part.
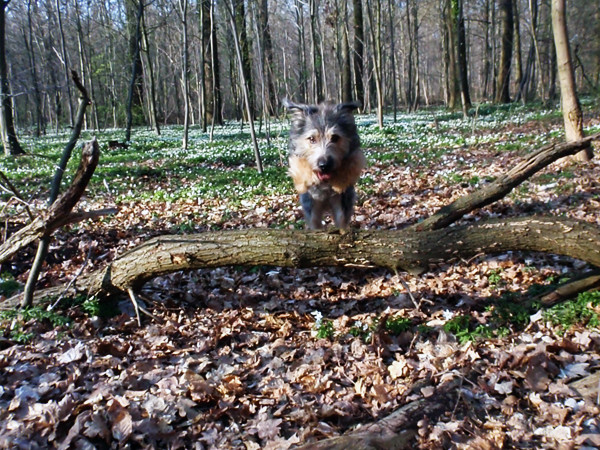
[3,215,599,308]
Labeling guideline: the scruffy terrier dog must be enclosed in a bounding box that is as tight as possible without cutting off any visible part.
[284,100,366,229]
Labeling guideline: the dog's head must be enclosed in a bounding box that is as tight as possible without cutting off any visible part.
[284,100,360,182]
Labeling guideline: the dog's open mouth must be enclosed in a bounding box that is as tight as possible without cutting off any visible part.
[316,171,332,182]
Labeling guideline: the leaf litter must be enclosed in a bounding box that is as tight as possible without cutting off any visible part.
[1,109,600,448]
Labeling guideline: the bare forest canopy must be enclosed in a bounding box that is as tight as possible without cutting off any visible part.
[4,0,600,134]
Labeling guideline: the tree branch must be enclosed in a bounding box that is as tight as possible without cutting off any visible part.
[0,139,101,264]
[414,132,600,231]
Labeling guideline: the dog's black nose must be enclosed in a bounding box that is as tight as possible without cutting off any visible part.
[317,157,334,173]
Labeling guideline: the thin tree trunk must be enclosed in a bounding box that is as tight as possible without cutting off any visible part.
[456,0,471,114]
[551,0,592,161]
[482,0,492,100]
[25,0,44,136]
[444,0,460,110]
[366,0,384,128]
[225,0,263,173]
[235,0,254,118]
[340,2,352,103]
[353,0,365,107]
[513,0,523,95]
[55,0,73,127]
[125,0,144,142]
[0,0,24,156]
[179,0,189,149]
[141,9,160,135]
[295,0,308,102]
[495,0,514,103]
[259,0,276,115]
[309,0,323,103]
[388,0,397,118]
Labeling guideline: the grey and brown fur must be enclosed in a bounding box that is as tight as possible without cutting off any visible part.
[284,100,366,229]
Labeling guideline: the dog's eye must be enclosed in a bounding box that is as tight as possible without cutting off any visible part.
[330,134,340,143]
[307,136,316,144]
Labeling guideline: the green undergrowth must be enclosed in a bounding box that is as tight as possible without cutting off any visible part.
[0,295,120,344]
[2,100,590,206]
[544,290,600,333]
[312,287,600,345]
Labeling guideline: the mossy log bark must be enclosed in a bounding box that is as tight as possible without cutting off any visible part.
[5,215,599,308]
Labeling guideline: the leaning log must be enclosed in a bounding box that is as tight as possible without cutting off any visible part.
[0,139,101,264]
[414,132,600,231]
[4,215,599,308]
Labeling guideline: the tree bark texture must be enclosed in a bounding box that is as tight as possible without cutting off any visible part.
[5,215,599,309]
[551,0,592,161]
[495,0,514,103]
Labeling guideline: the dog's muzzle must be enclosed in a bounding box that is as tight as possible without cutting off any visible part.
[316,156,334,181]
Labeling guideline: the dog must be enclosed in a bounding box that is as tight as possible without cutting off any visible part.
[284,100,365,229]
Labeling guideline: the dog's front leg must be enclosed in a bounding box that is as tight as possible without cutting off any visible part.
[330,195,348,229]
[301,193,325,229]
[331,187,356,229]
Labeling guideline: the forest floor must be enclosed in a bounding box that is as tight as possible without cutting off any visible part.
[1,102,600,448]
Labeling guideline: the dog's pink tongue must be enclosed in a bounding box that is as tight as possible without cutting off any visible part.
[317,172,331,182]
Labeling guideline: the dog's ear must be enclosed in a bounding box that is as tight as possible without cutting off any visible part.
[283,99,316,116]
[283,99,317,130]
[335,102,361,114]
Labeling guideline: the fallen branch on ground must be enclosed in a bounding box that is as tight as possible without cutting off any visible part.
[3,216,599,309]
[413,132,600,231]
[0,140,111,265]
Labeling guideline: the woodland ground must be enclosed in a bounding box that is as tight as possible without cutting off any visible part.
[1,101,600,449]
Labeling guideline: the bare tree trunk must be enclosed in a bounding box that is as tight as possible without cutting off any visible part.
[482,0,492,100]
[0,0,24,156]
[388,0,397,118]
[516,0,538,103]
[141,10,160,135]
[443,0,460,110]
[340,2,352,103]
[495,0,514,103]
[353,0,365,107]
[513,0,523,95]
[24,0,44,136]
[258,0,276,115]
[366,0,384,128]
[309,0,324,103]
[551,0,592,161]
[200,0,221,130]
[235,0,254,118]
[125,0,144,142]
[179,0,189,149]
[225,0,263,173]
[55,0,73,127]
[456,0,471,115]
[294,0,308,102]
